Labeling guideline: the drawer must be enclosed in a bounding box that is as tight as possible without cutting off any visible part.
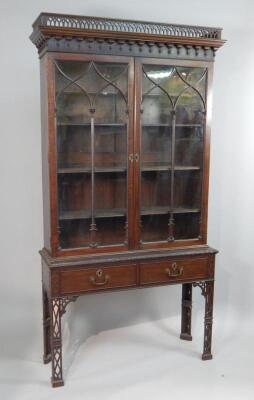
[140,257,209,285]
[60,264,137,294]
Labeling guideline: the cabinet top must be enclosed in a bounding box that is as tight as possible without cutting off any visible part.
[30,12,225,58]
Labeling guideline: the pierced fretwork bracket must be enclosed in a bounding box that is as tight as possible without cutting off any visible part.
[193,281,207,296]
[60,296,78,317]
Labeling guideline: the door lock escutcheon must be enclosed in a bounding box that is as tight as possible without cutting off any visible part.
[129,154,139,162]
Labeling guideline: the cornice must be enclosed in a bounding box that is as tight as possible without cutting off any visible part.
[30,12,225,58]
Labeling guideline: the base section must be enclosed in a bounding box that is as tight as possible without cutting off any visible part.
[202,353,213,361]
[51,378,64,388]
[180,333,192,341]
[40,246,217,387]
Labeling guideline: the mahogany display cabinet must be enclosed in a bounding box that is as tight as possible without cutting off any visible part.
[30,12,225,387]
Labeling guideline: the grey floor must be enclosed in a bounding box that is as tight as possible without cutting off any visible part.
[0,312,253,400]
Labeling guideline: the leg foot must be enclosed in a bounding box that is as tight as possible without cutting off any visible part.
[202,353,213,361]
[43,354,52,364]
[180,283,192,341]
[51,378,64,388]
[180,332,192,341]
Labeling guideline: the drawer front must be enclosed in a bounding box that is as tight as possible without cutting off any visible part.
[140,257,209,285]
[60,264,137,294]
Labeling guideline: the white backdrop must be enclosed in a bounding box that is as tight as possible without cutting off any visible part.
[1,0,254,398]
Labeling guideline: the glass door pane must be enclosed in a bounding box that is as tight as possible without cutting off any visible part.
[55,59,129,249]
[140,63,207,243]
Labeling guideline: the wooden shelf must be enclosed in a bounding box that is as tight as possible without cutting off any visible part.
[58,165,199,173]
[142,93,205,103]
[57,122,126,127]
[58,123,200,128]
[58,166,127,174]
[142,93,196,97]
[141,206,200,216]
[142,164,200,172]
[57,90,120,96]
[59,208,126,220]
[176,137,201,142]
[142,124,202,128]
[175,124,202,128]
[57,122,200,130]
[59,206,200,221]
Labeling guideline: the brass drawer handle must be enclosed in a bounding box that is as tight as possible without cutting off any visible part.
[89,269,110,286]
[165,262,183,278]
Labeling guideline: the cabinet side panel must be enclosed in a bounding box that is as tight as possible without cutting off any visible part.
[40,55,51,251]
[201,63,214,243]
[42,259,50,294]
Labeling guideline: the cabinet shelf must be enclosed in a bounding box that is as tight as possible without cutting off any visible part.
[142,124,202,128]
[57,122,126,127]
[142,165,200,172]
[142,93,196,97]
[58,165,199,174]
[57,90,121,96]
[59,208,126,220]
[58,166,127,174]
[57,164,200,174]
[58,123,200,128]
[59,206,200,221]
[141,207,200,215]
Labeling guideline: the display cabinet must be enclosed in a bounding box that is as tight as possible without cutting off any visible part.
[30,12,225,387]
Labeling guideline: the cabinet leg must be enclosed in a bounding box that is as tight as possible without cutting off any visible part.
[193,280,214,360]
[50,298,64,387]
[42,288,51,364]
[202,281,214,360]
[180,283,192,341]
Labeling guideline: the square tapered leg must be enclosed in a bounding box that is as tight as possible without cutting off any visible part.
[180,283,192,341]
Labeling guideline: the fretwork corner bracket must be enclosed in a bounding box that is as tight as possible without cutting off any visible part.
[60,296,78,316]
[193,281,207,296]
[193,280,214,297]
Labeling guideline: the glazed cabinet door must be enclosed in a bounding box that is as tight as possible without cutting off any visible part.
[134,58,210,248]
[52,55,134,254]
